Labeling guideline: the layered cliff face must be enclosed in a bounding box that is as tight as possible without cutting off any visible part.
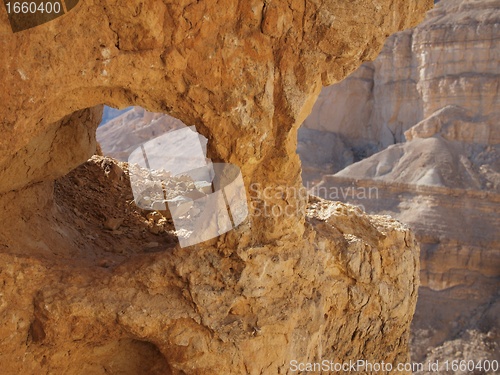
[0,1,432,374]
[300,0,499,173]
[299,0,500,365]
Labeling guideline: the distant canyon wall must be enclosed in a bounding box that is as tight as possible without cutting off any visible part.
[302,0,500,157]
[300,0,500,364]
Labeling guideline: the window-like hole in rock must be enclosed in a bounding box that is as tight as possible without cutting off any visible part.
[76,105,248,254]
[53,106,198,260]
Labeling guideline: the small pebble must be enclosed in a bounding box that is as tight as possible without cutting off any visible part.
[104,217,124,231]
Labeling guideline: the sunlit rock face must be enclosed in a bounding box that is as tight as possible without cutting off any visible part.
[301,0,499,159]
[0,1,432,373]
[299,0,499,365]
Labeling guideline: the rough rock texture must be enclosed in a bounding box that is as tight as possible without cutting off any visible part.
[0,156,421,374]
[413,330,499,375]
[311,175,500,363]
[0,0,431,202]
[0,0,432,374]
[298,0,499,365]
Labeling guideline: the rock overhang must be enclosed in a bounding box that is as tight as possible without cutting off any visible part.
[0,1,433,373]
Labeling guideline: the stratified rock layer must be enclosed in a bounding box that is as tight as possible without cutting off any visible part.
[0,0,433,374]
[300,0,499,365]
[301,0,499,158]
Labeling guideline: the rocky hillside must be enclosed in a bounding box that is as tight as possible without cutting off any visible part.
[97,106,187,161]
[299,0,500,366]
[300,0,499,178]
[0,0,432,374]
[100,106,133,125]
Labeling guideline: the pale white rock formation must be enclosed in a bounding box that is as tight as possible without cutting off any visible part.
[335,138,500,191]
[97,107,187,161]
[405,105,500,145]
[300,0,500,160]
[299,0,500,364]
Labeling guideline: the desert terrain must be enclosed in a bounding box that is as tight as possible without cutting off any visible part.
[297,0,500,370]
[0,1,435,374]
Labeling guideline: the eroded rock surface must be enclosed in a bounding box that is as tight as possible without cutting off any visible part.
[0,156,421,374]
[0,0,432,373]
[300,0,499,166]
[299,0,499,366]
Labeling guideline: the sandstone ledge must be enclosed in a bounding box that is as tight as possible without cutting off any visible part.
[0,157,419,374]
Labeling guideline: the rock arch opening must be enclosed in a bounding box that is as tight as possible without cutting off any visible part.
[0,0,434,372]
[96,105,249,249]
